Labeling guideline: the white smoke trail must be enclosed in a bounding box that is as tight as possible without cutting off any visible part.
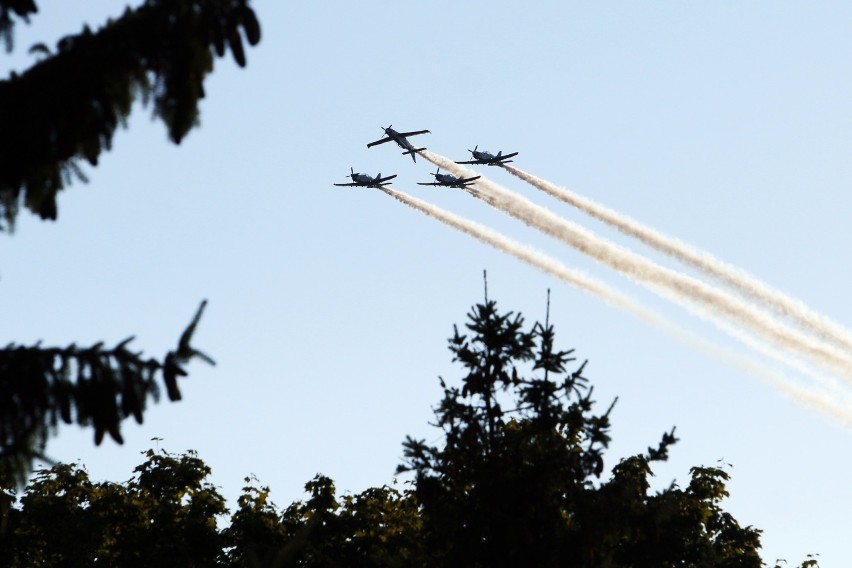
[380,186,852,426]
[419,151,852,380]
[503,165,852,356]
[380,186,669,325]
[433,166,850,397]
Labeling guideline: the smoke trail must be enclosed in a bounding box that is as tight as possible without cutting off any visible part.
[380,186,671,325]
[503,165,852,356]
[380,186,852,426]
[418,151,852,380]
[426,154,848,393]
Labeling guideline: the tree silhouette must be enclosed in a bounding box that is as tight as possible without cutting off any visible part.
[0,296,819,567]
[1,450,227,567]
[0,0,261,230]
[397,295,780,567]
[0,301,213,486]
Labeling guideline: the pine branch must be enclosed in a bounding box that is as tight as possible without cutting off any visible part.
[0,0,261,231]
[0,300,213,485]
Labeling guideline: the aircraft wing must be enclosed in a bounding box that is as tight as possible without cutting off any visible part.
[496,152,519,161]
[453,159,483,165]
[334,182,392,188]
[376,174,397,183]
[399,129,430,137]
[416,182,445,186]
[459,176,481,183]
[367,137,391,148]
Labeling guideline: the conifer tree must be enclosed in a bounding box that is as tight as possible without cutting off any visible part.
[399,294,770,568]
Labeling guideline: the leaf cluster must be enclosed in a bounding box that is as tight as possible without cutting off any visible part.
[0,301,213,486]
[0,0,261,231]
[1,449,227,567]
[224,476,423,568]
[571,459,767,567]
[1,454,424,568]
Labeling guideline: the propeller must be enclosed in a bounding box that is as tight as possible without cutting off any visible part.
[468,145,478,156]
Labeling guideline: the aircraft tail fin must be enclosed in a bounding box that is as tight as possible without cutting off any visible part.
[403,148,427,162]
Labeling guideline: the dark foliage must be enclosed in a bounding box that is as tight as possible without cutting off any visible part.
[398,299,618,566]
[223,473,424,568]
[0,301,213,486]
[398,297,772,568]
[1,449,227,567]
[0,297,819,567]
[0,0,261,231]
[1,0,260,489]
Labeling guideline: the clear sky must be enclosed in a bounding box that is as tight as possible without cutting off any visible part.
[2,1,851,564]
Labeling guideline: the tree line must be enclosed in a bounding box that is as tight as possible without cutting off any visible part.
[1,298,817,567]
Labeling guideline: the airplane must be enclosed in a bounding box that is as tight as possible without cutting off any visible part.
[366,124,430,162]
[333,167,397,188]
[454,145,519,166]
[417,168,480,189]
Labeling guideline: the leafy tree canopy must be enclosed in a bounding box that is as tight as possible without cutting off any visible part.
[0,297,818,567]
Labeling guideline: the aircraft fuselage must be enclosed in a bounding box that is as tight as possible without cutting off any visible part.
[435,173,459,185]
[385,128,417,152]
[352,173,378,185]
[473,150,496,161]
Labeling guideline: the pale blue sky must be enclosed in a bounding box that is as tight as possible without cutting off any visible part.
[2,1,851,564]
